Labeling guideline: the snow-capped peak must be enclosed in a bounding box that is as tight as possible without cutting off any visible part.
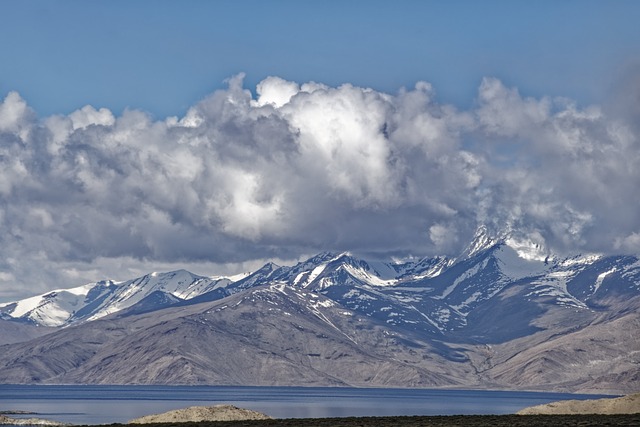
[0,281,111,327]
[460,225,501,259]
[0,269,245,327]
[461,226,553,263]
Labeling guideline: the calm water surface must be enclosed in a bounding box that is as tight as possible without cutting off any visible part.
[0,385,613,424]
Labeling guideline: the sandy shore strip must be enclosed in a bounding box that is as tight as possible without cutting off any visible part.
[518,392,640,415]
[0,414,68,426]
[129,405,272,423]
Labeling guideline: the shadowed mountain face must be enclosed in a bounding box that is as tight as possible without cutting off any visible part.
[0,229,638,393]
[0,319,54,346]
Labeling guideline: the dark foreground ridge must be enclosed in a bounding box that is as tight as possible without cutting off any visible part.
[77,414,640,427]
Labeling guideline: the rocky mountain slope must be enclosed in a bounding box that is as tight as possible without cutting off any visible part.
[0,319,53,346]
[0,228,638,393]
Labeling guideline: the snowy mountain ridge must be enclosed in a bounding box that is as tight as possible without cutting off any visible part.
[2,227,637,331]
[0,270,235,327]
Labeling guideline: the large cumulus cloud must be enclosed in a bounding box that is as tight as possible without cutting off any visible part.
[0,73,638,298]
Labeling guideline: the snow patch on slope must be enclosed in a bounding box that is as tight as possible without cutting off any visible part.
[342,264,396,287]
[435,258,489,300]
[528,270,588,309]
[593,268,616,294]
[495,245,548,280]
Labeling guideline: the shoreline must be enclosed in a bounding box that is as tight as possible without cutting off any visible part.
[69,414,640,427]
[3,390,637,426]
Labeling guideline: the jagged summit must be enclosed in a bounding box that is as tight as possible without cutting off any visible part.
[460,225,556,264]
[460,225,500,259]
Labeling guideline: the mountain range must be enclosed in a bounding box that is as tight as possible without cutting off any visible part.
[1,227,638,394]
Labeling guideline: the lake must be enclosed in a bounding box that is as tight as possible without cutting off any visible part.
[0,385,613,424]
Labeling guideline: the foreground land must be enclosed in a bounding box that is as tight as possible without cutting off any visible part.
[75,414,640,427]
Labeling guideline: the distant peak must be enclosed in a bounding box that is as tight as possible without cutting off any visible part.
[332,251,354,261]
[150,269,201,279]
[467,226,555,262]
[460,226,502,259]
[259,261,281,271]
[310,251,349,263]
[170,268,194,275]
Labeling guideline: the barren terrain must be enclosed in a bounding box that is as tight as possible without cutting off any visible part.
[517,392,640,415]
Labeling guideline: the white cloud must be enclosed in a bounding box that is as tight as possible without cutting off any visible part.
[429,223,459,253]
[0,91,33,133]
[254,76,300,108]
[0,74,639,299]
[615,232,640,253]
[280,83,399,207]
[69,105,115,130]
[476,77,550,137]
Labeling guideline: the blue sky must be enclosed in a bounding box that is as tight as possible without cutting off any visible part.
[2,1,639,118]
[1,0,640,300]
